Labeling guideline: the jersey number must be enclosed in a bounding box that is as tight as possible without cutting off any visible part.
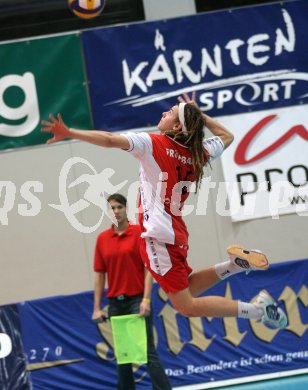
[176,166,193,195]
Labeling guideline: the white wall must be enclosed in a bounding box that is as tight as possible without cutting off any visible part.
[1,134,307,305]
[143,0,196,21]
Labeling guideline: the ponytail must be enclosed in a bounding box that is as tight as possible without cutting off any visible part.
[165,103,209,192]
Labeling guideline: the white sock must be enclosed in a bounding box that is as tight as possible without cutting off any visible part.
[238,301,263,320]
[214,260,244,280]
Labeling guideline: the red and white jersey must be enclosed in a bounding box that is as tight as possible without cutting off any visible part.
[122,133,224,245]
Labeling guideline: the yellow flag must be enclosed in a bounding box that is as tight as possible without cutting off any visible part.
[111,314,147,364]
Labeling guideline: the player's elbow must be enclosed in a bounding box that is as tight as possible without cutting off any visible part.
[109,134,130,149]
[104,137,115,148]
[103,133,119,148]
[223,132,234,149]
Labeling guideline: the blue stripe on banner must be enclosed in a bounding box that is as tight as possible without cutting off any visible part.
[17,258,308,389]
[81,0,308,132]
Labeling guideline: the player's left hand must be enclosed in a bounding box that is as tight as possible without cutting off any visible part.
[41,113,71,144]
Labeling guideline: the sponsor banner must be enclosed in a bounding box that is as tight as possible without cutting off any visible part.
[220,104,308,221]
[0,304,31,389]
[13,259,308,389]
[81,0,308,132]
[0,34,92,151]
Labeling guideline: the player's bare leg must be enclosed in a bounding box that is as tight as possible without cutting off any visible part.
[168,288,287,329]
[171,246,286,329]
[189,245,269,297]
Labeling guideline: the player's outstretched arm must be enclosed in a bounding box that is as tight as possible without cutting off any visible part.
[41,113,130,150]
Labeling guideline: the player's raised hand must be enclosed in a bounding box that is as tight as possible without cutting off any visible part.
[41,113,71,144]
[177,91,198,106]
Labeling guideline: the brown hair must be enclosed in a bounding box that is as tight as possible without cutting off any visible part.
[107,193,127,206]
[165,103,209,192]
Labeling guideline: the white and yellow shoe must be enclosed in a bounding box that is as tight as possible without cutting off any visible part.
[254,290,288,329]
[227,245,269,271]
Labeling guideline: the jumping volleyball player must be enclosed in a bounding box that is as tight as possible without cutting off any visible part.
[41,92,287,329]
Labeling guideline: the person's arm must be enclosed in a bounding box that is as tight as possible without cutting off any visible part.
[201,113,234,149]
[92,272,107,321]
[178,92,234,149]
[41,113,130,149]
[139,269,153,317]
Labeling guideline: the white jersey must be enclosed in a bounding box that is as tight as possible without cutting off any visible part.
[122,132,224,245]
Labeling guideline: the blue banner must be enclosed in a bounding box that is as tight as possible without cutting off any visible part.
[16,259,308,389]
[82,0,308,132]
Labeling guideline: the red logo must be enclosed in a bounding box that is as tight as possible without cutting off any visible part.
[235,115,308,165]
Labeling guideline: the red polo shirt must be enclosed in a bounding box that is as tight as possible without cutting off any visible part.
[94,223,145,298]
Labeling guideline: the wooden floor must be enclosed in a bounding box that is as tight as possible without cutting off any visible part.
[215,374,308,389]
